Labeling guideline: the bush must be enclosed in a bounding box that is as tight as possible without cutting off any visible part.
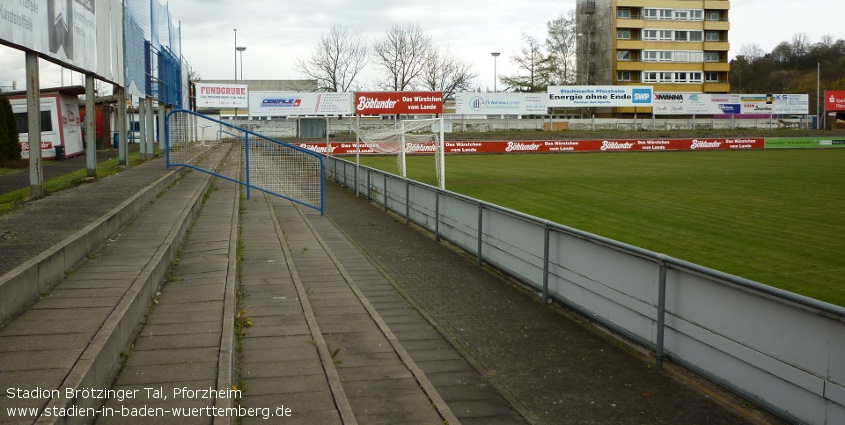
[0,96,22,162]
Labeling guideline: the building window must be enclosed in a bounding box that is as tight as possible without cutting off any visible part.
[705,10,721,21]
[690,72,703,83]
[674,10,689,20]
[689,31,703,42]
[659,9,673,20]
[643,72,658,83]
[689,10,704,21]
[706,32,720,42]
[617,8,631,19]
[705,72,719,82]
[617,71,632,82]
[705,52,720,62]
[617,29,631,40]
[617,50,631,61]
[675,31,688,41]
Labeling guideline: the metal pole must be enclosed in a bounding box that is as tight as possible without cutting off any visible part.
[245,133,251,200]
[138,97,147,160]
[25,51,43,198]
[117,87,128,167]
[655,256,668,370]
[158,103,166,153]
[817,62,821,130]
[477,203,483,266]
[384,173,388,212]
[85,74,96,178]
[439,115,445,190]
[543,225,550,304]
[435,191,440,242]
[234,29,238,80]
[355,116,360,197]
[146,97,155,157]
[367,168,371,202]
[405,180,410,225]
[400,121,407,178]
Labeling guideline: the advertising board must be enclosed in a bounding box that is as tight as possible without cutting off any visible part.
[454,93,548,115]
[547,86,653,108]
[1,0,98,72]
[825,91,845,112]
[195,84,248,108]
[249,92,353,116]
[296,138,764,155]
[354,92,443,115]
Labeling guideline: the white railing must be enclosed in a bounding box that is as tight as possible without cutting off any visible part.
[327,155,845,425]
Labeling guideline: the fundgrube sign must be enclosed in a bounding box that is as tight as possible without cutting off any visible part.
[355,92,443,115]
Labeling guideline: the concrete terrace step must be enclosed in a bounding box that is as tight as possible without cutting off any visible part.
[0,168,214,424]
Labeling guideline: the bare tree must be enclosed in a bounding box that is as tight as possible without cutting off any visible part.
[420,47,478,101]
[372,23,432,91]
[737,43,765,62]
[545,11,578,85]
[296,24,368,92]
[500,34,548,92]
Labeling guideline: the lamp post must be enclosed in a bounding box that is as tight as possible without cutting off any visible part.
[237,46,247,80]
[491,52,500,92]
[233,29,238,80]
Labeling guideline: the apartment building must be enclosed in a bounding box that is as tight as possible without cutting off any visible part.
[576,0,731,112]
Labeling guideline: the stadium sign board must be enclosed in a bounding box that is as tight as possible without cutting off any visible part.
[249,92,353,116]
[825,91,845,112]
[547,86,653,108]
[196,84,248,108]
[454,93,548,115]
[355,92,443,115]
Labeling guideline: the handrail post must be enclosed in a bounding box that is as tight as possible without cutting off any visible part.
[406,180,411,225]
[656,255,668,370]
[244,134,251,200]
[435,190,440,242]
[367,168,371,202]
[477,202,483,266]
[543,224,550,304]
[384,173,388,212]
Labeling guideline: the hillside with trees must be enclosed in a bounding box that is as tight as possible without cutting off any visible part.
[731,34,845,115]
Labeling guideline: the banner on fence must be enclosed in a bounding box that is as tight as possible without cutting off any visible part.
[454,93,548,115]
[652,93,809,115]
[196,83,248,108]
[547,86,653,108]
[765,137,845,148]
[355,92,443,115]
[825,91,845,112]
[297,138,764,155]
[249,92,353,116]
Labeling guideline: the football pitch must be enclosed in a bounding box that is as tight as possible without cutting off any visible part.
[355,149,845,307]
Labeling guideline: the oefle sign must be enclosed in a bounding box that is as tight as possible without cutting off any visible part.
[355,92,443,115]
[826,91,845,112]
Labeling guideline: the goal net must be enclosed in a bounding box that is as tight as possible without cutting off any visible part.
[355,118,445,189]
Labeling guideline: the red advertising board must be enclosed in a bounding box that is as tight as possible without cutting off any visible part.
[825,91,845,112]
[355,92,443,115]
[296,138,764,155]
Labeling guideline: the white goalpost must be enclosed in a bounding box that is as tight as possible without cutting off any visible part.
[355,117,446,190]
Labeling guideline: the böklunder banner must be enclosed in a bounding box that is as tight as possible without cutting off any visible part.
[296,138,764,155]
[355,92,443,115]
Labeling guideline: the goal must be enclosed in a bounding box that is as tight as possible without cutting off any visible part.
[354,117,446,189]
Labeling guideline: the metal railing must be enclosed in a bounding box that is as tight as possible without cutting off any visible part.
[326,155,845,425]
[166,109,324,214]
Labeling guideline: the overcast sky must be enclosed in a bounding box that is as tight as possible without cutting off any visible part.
[0,0,842,91]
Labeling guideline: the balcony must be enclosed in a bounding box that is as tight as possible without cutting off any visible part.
[704,20,731,31]
[704,1,730,11]
[617,18,645,29]
[704,81,731,92]
[704,41,730,51]
[703,61,730,72]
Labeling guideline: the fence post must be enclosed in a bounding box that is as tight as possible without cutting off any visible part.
[343,161,348,188]
[406,180,411,225]
[245,135,251,200]
[543,224,550,304]
[435,190,440,242]
[477,203,483,266]
[367,168,371,202]
[384,174,388,212]
[655,255,668,370]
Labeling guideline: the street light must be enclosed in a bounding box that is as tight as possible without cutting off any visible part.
[233,29,238,80]
[491,52,500,92]
[236,46,247,80]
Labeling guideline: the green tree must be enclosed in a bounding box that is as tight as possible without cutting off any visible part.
[0,96,22,162]
[500,34,549,92]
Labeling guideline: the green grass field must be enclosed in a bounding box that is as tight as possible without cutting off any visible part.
[356,150,845,307]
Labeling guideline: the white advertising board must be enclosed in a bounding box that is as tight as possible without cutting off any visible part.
[196,83,248,108]
[0,0,97,72]
[653,93,742,115]
[547,85,653,108]
[653,93,809,115]
[454,93,548,115]
[249,92,353,116]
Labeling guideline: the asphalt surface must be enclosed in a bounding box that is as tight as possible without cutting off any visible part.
[0,152,783,424]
